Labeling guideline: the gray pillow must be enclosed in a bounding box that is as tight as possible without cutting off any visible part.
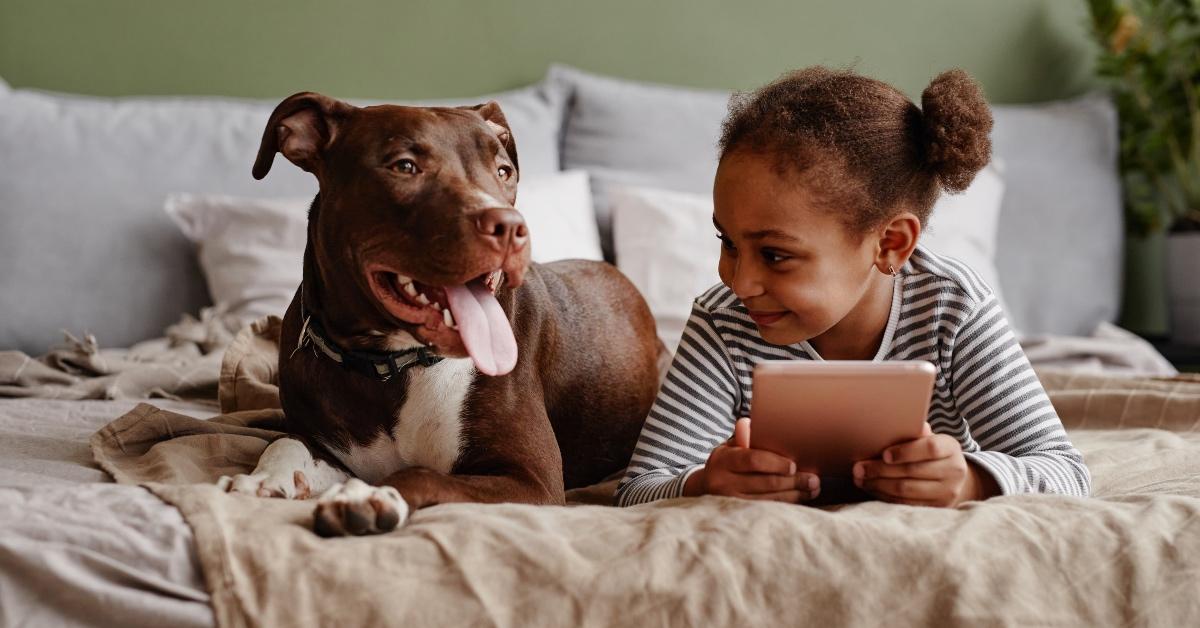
[549,64,729,259]
[550,64,1123,336]
[0,83,566,355]
[991,95,1122,336]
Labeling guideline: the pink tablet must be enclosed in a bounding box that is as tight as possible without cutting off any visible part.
[749,360,936,477]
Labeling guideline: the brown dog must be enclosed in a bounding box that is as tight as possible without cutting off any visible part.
[215,92,661,536]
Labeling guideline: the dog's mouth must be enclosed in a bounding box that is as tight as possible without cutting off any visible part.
[366,267,516,376]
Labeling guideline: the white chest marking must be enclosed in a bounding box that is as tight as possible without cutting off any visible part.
[332,358,475,484]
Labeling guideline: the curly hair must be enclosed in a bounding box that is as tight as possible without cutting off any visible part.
[718,67,992,231]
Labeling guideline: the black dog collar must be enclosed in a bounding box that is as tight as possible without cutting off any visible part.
[292,285,444,381]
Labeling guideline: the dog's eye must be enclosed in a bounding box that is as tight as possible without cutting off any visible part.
[392,159,419,175]
[497,165,514,181]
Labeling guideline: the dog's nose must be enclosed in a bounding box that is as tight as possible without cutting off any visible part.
[475,208,529,252]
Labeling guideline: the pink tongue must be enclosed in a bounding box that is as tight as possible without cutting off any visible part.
[444,282,518,376]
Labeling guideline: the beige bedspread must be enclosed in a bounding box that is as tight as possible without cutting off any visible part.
[0,308,239,400]
[5,310,1175,403]
[91,321,1200,628]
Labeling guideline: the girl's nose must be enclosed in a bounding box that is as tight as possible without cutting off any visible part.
[729,258,764,300]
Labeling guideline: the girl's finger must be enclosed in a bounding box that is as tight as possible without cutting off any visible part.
[859,476,951,502]
[882,434,960,464]
[728,447,797,475]
[751,471,819,495]
[733,417,751,449]
[854,456,961,481]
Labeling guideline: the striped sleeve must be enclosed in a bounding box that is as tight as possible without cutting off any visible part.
[614,300,740,506]
[949,296,1092,497]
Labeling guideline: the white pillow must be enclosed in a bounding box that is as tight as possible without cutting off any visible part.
[611,164,1009,352]
[610,186,722,353]
[515,170,604,264]
[166,170,602,325]
[165,193,310,324]
[919,162,1010,318]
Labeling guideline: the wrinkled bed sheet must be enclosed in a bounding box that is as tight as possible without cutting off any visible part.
[0,398,214,628]
[0,313,1192,628]
[85,320,1200,628]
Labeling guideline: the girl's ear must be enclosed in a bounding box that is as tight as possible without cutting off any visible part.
[875,212,921,275]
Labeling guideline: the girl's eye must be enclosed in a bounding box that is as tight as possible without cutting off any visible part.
[761,249,790,264]
[716,233,736,252]
[498,165,514,180]
[392,159,420,175]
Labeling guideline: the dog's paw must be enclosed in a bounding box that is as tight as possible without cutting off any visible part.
[312,478,409,537]
[216,470,311,499]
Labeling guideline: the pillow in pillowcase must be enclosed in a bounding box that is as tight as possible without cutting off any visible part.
[514,170,604,264]
[165,193,310,326]
[166,170,602,326]
[610,163,1010,353]
[918,162,1010,322]
[610,186,721,353]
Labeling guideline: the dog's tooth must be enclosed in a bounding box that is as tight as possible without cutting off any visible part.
[443,308,457,330]
[414,293,430,306]
[403,282,418,298]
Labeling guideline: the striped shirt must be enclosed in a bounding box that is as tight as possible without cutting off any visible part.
[615,245,1092,506]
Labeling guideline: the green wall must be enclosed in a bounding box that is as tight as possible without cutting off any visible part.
[11,0,1163,331]
[1,0,1097,103]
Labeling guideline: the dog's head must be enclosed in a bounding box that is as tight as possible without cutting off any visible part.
[253,92,529,376]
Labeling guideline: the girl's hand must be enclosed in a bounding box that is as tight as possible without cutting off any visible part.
[852,423,1000,507]
[683,418,821,502]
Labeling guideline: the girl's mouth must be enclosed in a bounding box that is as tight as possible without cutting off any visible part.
[748,310,788,326]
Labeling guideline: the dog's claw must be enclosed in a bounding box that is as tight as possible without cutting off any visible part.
[374,502,401,531]
[217,471,306,499]
[343,506,372,535]
[312,479,408,537]
[313,507,343,538]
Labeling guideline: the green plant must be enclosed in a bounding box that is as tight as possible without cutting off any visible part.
[1087,0,1200,234]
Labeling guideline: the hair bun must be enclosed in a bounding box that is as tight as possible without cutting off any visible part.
[920,69,993,193]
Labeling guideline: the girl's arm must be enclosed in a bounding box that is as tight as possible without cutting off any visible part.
[949,296,1092,497]
[614,301,741,506]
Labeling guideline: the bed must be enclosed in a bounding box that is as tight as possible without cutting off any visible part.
[2,65,1197,627]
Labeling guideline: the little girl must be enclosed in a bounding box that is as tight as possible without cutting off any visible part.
[615,68,1091,508]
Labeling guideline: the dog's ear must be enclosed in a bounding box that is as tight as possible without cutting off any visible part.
[466,101,519,173]
[253,92,353,180]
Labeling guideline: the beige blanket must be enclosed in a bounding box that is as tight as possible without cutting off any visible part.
[92,321,1200,628]
[0,308,240,400]
[6,309,1175,402]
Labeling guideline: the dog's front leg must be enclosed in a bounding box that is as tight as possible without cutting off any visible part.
[217,437,349,499]
[312,404,564,536]
[311,466,561,538]
[382,465,565,509]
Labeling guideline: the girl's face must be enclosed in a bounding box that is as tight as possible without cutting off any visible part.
[713,151,882,346]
